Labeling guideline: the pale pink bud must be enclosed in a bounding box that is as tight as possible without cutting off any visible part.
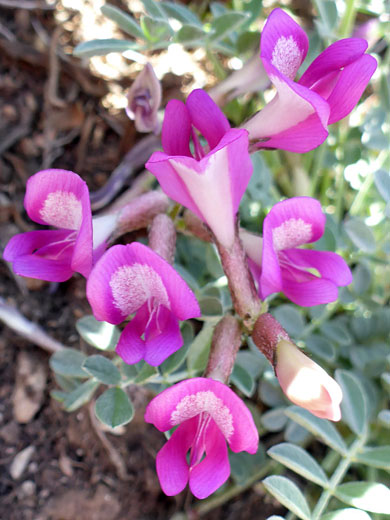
[126,63,162,134]
[276,339,342,421]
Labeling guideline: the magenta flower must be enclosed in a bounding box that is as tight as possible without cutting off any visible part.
[251,197,352,306]
[144,377,259,499]
[146,89,253,249]
[3,169,96,282]
[86,243,200,366]
[244,8,377,152]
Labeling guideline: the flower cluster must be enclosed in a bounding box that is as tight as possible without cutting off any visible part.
[3,7,376,502]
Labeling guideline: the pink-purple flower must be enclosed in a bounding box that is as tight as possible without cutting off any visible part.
[244,8,377,152]
[86,243,200,366]
[247,197,352,306]
[144,377,259,499]
[146,89,253,249]
[3,169,97,282]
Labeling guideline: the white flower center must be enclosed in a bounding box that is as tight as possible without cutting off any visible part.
[272,218,312,250]
[170,390,234,441]
[271,35,302,79]
[109,263,169,316]
[40,191,82,230]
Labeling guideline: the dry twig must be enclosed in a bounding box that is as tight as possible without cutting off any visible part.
[0,297,65,353]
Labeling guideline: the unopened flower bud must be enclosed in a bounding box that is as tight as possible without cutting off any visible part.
[275,339,342,421]
[126,63,161,134]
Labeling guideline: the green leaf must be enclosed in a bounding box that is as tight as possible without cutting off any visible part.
[284,420,311,445]
[273,305,305,337]
[374,169,390,201]
[334,482,390,514]
[344,218,376,253]
[54,373,80,392]
[263,476,311,520]
[229,446,266,485]
[314,0,338,37]
[76,315,119,351]
[352,263,371,295]
[321,321,352,346]
[140,0,167,19]
[268,443,328,487]
[50,348,88,378]
[82,355,121,386]
[356,446,390,470]
[378,410,390,428]
[95,387,134,428]
[231,364,255,397]
[236,350,267,379]
[175,24,206,44]
[236,30,260,53]
[187,322,215,373]
[51,390,68,403]
[160,1,201,25]
[101,4,145,39]
[134,362,158,384]
[335,370,368,436]
[285,406,347,455]
[63,380,99,412]
[261,408,288,432]
[322,509,372,520]
[199,296,223,317]
[259,372,286,407]
[208,12,249,43]
[120,362,139,383]
[304,334,336,363]
[141,15,172,42]
[73,39,138,58]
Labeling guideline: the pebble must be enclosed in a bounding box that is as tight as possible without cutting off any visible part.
[10,446,35,480]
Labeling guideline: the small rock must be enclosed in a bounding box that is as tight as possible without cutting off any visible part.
[12,351,47,423]
[10,446,35,479]
[20,480,36,497]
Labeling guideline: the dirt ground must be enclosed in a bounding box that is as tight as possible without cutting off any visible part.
[0,2,286,518]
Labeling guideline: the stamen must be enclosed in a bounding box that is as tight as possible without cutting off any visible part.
[40,191,83,230]
[170,390,234,441]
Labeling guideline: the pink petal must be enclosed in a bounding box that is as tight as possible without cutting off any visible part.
[259,232,283,299]
[11,256,74,282]
[284,248,353,286]
[186,89,230,150]
[189,421,230,499]
[156,418,196,496]
[86,243,200,324]
[3,229,72,262]
[260,8,308,80]
[3,229,76,282]
[264,197,326,248]
[299,38,368,88]
[276,340,342,421]
[115,305,149,364]
[146,151,202,219]
[144,378,259,454]
[149,130,251,249]
[71,190,93,278]
[282,277,339,306]
[254,111,329,153]
[144,306,183,366]
[326,54,377,124]
[161,100,192,156]
[244,67,330,153]
[24,169,89,229]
